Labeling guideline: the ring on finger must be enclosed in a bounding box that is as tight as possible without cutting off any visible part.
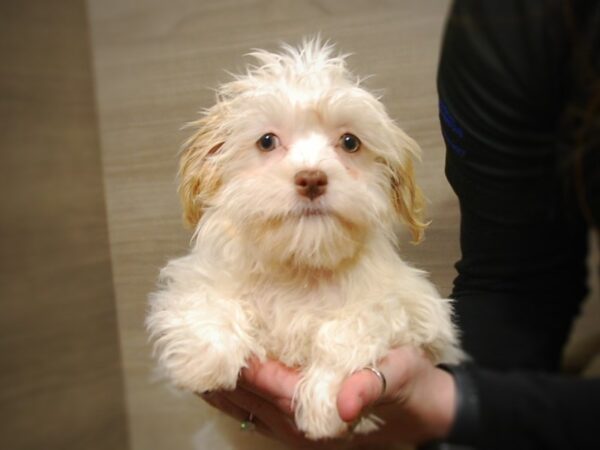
[364,366,387,399]
[240,412,256,432]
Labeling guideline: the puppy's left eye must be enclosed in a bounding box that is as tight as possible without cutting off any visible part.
[256,133,280,152]
[339,133,361,153]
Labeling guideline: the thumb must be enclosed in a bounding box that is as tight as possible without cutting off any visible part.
[336,368,385,422]
[336,346,419,423]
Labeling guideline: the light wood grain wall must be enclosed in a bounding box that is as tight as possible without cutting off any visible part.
[0,1,129,449]
[87,1,457,449]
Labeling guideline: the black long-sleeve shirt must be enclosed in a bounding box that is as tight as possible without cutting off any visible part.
[436,1,600,448]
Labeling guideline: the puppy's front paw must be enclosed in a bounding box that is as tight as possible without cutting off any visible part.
[154,330,251,393]
[294,368,348,440]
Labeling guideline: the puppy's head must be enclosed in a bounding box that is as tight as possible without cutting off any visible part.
[180,38,426,269]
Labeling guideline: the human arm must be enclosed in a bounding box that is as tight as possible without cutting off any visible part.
[200,349,600,450]
[435,1,600,449]
[438,0,590,372]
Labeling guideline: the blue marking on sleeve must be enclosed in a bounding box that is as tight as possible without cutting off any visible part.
[442,128,467,157]
[439,100,464,139]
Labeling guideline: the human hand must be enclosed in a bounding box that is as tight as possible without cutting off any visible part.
[199,346,456,448]
[338,346,456,446]
[199,358,348,449]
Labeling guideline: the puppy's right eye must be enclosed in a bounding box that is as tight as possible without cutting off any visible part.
[256,133,279,152]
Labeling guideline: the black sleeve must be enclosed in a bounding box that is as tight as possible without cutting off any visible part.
[438,0,592,371]
[472,368,600,450]
[435,1,600,449]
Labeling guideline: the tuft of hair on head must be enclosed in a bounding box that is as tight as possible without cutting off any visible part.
[232,35,357,94]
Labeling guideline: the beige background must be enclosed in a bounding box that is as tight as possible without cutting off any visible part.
[0,1,128,449]
[2,1,598,449]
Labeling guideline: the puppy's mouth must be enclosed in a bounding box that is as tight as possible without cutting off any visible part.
[300,209,326,217]
[296,205,329,218]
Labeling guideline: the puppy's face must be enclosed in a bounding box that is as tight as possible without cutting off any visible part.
[180,40,425,269]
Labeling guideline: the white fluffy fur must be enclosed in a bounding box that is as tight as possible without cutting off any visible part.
[147,38,461,440]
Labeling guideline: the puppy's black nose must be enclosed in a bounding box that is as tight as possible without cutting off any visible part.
[294,170,328,200]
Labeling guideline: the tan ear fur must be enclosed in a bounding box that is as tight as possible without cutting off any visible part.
[390,154,428,243]
[178,110,226,228]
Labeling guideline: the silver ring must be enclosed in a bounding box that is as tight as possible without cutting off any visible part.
[364,366,387,399]
[240,412,256,431]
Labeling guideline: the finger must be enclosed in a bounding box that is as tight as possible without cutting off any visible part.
[336,346,418,423]
[220,387,304,441]
[202,391,346,450]
[199,392,275,438]
[336,370,383,423]
[239,358,299,413]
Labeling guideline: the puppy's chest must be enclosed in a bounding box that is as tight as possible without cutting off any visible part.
[241,283,344,366]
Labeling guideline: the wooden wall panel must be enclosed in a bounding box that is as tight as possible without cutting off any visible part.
[0,1,129,449]
[88,1,456,449]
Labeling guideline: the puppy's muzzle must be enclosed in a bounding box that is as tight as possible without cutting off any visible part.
[295,170,328,200]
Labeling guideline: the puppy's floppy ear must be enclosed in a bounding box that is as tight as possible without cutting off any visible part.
[389,130,428,243]
[178,108,226,228]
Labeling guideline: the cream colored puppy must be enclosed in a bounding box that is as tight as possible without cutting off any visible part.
[147,38,461,440]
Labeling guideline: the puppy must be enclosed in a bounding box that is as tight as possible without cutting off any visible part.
[147,38,461,440]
